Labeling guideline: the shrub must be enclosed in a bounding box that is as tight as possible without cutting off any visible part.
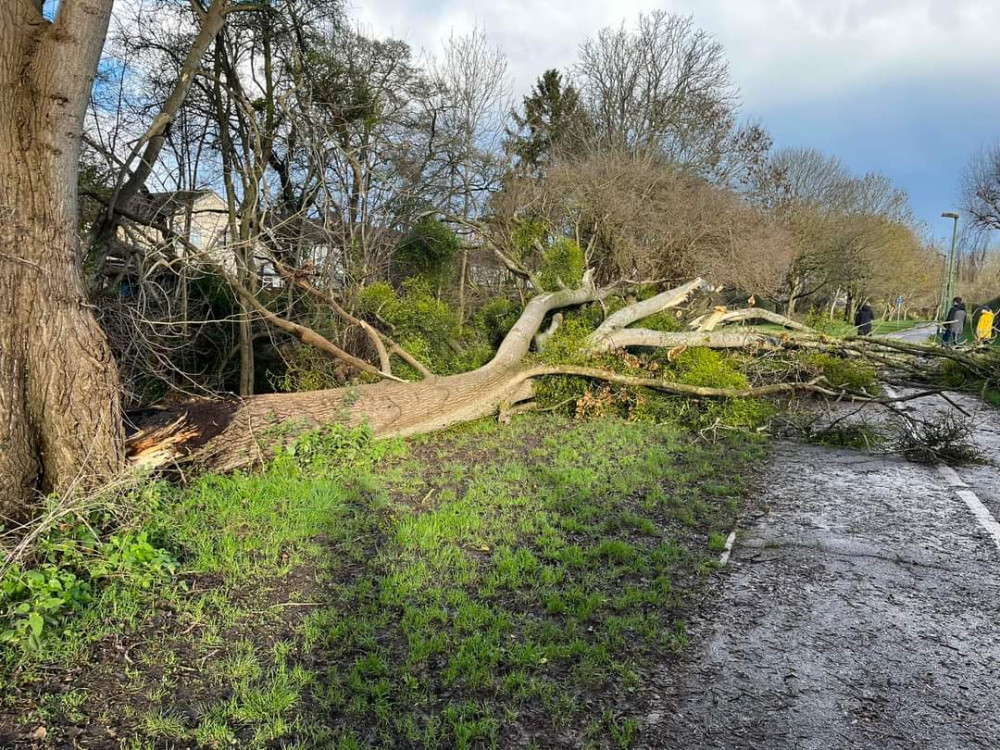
[277,422,401,471]
[447,342,495,374]
[539,238,585,291]
[358,279,462,375]
[802,353,878,393]
[358,282,398,318]
[391,280,460,346]
[395,218,461,285]
[1,486,178,653]
[663,349,775,430]
[668,348,748,390]
[637,310,685,333]
[702,398,775,430]
[511,218,547,253]
[536,315,595,365]
[476,297,522,347]
[533,375,592,413]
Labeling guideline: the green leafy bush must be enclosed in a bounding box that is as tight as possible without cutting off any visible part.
[278,423,401,472]
[802,353,878,393]
[668,348,748,390]
[1,487,178,653]
[1,565,92,651]
[533,375,593,413]
[448,342,495,373]
[390,280,459,346]
[357,282,397,318]
[357,279,463,374]
[395,218,460,285]
[476,297,522,346]
[703,398,775,430]
[636,310,685,333]
[663,349,774,430]
[511,218,547,252]
[536,315,596,365]
[539,238,585,291]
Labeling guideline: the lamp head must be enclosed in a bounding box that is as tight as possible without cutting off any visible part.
[942,211,960,220]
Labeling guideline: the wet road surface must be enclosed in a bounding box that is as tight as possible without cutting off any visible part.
[644,391,1000,749]
[878,323,939,344]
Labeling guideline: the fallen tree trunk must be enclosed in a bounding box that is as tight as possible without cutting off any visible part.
[586,329,795,351]
[192,275,617,471]
[128,277,990,474]
[144,276,707,471]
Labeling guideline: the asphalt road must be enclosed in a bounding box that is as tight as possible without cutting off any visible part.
[643,388,1000,749]
[878,323,939,344]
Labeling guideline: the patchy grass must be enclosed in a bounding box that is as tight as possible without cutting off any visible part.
[1,416,767,749]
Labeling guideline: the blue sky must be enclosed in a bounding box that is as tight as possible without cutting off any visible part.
[352,0,1000,245]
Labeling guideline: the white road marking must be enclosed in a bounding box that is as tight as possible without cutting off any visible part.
[956,490,1000,552]
[937,464,969,488]
[883,384,1000,555]
[718,531,737,566]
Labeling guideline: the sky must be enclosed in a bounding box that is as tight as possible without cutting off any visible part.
[351,0,1000,245]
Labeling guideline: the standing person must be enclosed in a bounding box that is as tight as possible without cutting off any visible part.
[943,297,967,345]
[975,306,995,343]
[854,302,875,336]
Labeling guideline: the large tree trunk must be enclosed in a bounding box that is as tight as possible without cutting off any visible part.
[134,278,853,474]
[785,276,803,316]
[0,0,123,517]
[195,278,614,471]
[199,363,538,472]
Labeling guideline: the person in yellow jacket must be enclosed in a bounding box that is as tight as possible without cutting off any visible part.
[975,307,996,343]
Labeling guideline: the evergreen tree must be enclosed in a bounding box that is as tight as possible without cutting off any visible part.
[506,69,585,173]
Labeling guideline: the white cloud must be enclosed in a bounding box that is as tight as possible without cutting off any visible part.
[349,0,1000,113]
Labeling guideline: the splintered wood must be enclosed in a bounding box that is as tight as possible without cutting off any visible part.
[125,416,200,468]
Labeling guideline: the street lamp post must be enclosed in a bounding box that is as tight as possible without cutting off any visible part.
[940,211,960,320]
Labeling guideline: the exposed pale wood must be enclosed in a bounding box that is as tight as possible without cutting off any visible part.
[590,278,708,340]
[127,417,200,467]
[692,307,814,333]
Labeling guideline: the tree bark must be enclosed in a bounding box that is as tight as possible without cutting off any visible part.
[237,249,256,397]
[690,308,814,333]
[1,0,123,517]
[194,278,610,471]
[785,276,803,316]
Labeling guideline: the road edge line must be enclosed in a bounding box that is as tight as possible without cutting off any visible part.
[718,530,737,566]
[884,385,1000,555]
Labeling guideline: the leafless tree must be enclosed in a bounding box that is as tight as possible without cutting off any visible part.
[962,142,1000,241]
[574,11,737,171]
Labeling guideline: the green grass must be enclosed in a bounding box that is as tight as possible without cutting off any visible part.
[1,416,767,748]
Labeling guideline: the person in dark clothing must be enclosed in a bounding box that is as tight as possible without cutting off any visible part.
[943,297,967,345]
[854,302,876,336]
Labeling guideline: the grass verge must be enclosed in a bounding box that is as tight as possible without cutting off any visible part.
[1,415,767,749]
